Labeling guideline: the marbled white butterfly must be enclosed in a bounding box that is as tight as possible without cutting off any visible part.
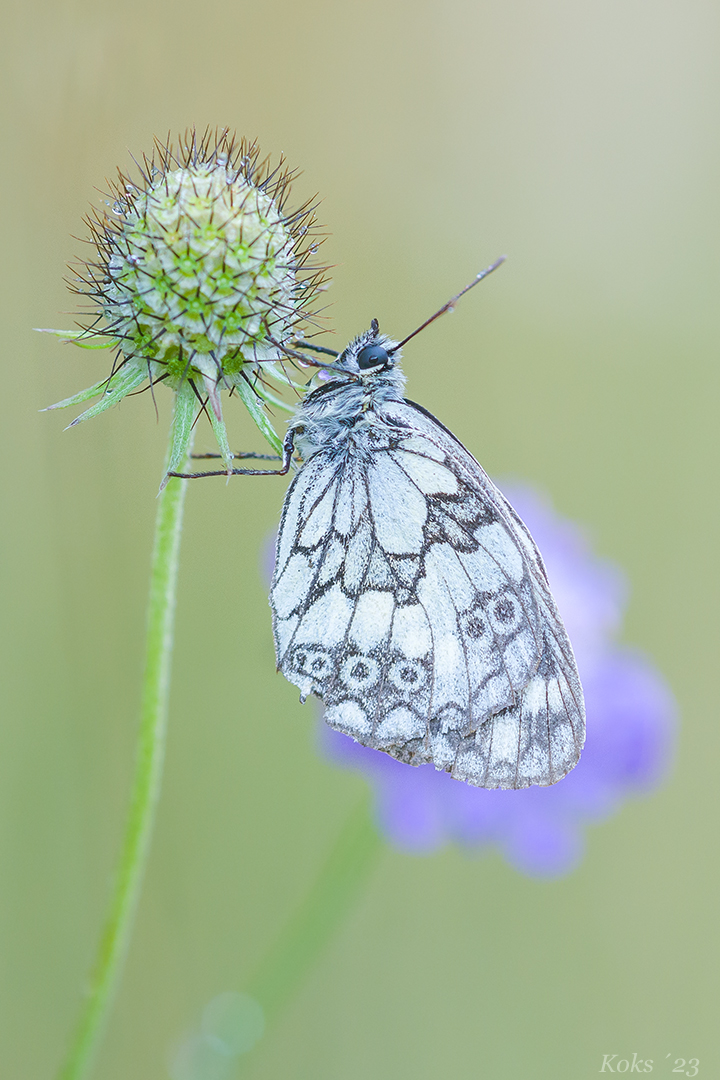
[268,264,585,789]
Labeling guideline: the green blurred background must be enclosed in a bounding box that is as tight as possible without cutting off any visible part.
[1,0,717,1076]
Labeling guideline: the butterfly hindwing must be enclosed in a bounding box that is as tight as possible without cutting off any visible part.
[270,398,585,788]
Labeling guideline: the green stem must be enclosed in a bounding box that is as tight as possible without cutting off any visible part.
[58,440,192,1080]
[248,797,384,1027]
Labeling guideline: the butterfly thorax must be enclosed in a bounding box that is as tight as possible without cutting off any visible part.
[290,352,406,463]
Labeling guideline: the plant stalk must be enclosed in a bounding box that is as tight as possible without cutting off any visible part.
[58,443,191,1080]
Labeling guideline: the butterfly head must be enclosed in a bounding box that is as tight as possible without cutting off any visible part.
[327,318,401,382]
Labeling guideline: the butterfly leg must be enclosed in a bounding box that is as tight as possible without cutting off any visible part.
[290,338,339,358]
[190,452,282,462]
[168,431,296,479]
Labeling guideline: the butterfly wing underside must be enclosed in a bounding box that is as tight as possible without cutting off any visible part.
[270,400,585,789]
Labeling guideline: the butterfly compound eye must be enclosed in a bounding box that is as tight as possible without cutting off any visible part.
[356,344,390,370]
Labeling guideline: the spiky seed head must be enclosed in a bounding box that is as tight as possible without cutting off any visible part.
[45,128,328,479]
[86,130,321,384]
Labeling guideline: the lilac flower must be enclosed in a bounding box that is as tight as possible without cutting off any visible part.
[320,485,676,877]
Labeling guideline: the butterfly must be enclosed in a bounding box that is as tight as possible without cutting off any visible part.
[266,264,585,789]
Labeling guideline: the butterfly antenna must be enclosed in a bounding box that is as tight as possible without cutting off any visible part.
[391,255,506,352]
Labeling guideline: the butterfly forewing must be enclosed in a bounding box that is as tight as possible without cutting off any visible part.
[270,396,585,789]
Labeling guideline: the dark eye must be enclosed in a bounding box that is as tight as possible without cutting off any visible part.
[356,344,390,370]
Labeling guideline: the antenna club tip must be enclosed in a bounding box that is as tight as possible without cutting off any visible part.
[481,255,507,275]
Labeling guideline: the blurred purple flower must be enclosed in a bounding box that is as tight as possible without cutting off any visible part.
[318,485,677,877]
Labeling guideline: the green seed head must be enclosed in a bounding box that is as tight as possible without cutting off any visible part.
[46,129,327,478]
[92,132,319,383]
